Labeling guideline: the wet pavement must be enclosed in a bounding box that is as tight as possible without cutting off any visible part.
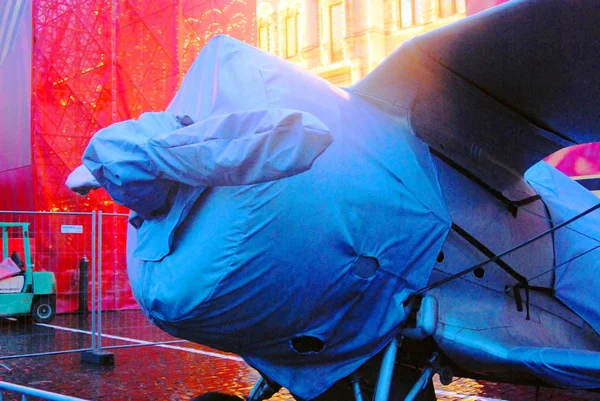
[1,310,599,401]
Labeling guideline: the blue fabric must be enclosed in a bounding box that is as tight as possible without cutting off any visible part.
[83,35,451,399]
[83,112,182,221]
[525,161,600,335]
[509,347,600,388]
[83,108,332,261]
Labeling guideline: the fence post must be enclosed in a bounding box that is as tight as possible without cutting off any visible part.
[81,210,114,366]
[78,257,89,316]
[97,211,103,353]
[91,211,96,351]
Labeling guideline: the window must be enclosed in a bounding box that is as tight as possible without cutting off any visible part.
[257,2,274,52]
[400,0,415,27]
[285,13,298,58]
[439,0,456,18]
[259,21,270,51]
[329,2,344,62]
[399,0,415,28]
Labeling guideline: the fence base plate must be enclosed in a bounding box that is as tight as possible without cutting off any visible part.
[81,350,115,366]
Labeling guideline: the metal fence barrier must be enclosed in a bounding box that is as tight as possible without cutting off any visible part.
[94,212,187,357]
[0,211,95,359]
[0,210,188,364]
[0,380,89,401]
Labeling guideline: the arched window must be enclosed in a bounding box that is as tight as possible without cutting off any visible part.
[284,9,299,57]
[329,1,344,62]
[439,0,466,18]
[278,0,300,59]
[438,0,454,17]
[399,0,415,28]
[257,2,274,52]
[259,20,271,51]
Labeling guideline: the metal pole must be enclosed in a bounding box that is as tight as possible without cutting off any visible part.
[374,337,400,401]
[404,353,439,401]
[80,211,113,366]
[0,381,89,401]
[0,211,94,216]
[1,348,93,360]
[78,257,89,316]
[97,211,102,352]
[349,373,364,401]
[90,211,96,352]
[111,0,117,126]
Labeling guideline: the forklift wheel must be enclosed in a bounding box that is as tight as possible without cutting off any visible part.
[32,296,56,324]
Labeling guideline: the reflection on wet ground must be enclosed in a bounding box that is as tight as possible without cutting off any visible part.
[1,311,599,401]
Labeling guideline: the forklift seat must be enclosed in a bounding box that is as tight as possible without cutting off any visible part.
[10,251,25,271]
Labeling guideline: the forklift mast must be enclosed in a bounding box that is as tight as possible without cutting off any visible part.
[1,222,33,290]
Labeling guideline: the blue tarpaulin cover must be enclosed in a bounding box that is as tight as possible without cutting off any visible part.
[76,35,451,399]
[526,161,600,335]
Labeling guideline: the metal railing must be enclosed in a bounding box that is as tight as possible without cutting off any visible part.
[0,381,89,401]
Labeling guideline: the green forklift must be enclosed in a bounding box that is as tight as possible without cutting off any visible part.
[0,222,56,323]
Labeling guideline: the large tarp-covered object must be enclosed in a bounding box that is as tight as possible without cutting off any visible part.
[78,35,451,399]
[526,161,600,335]
[353,0,600,195]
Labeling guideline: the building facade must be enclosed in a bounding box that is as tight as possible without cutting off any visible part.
[256,0,466,86]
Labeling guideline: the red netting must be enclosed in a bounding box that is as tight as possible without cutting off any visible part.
[32,0,256,313]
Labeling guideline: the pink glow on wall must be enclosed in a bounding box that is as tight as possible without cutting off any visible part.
[466,0,511,16]
[545,143,600,178]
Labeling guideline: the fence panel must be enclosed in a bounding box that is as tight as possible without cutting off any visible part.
[96,213,188,351]
[0,211,94,359]
[0,210,189,361]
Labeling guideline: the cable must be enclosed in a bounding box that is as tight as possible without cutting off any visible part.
[516,203,600,244]
[505,243,600,294]
[416,201,600,295]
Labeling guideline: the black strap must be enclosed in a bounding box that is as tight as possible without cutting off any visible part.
[511,284,554,321]
[417,201,600,295]
[440,223,574,317]
[451,223,528,284]
[516,284,554,296]
[512,286,523,312]
[431,148,541,217]
[451,223,534,316]
[507,195,542,217]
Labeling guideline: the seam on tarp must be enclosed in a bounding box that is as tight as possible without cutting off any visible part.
[412,40,577,146]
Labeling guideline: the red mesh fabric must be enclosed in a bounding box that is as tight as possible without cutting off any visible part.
[466,0,511,16]
[32,0,256,313]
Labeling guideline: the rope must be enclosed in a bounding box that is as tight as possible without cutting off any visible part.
[505,243,600,294]
[416,201,600,296]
